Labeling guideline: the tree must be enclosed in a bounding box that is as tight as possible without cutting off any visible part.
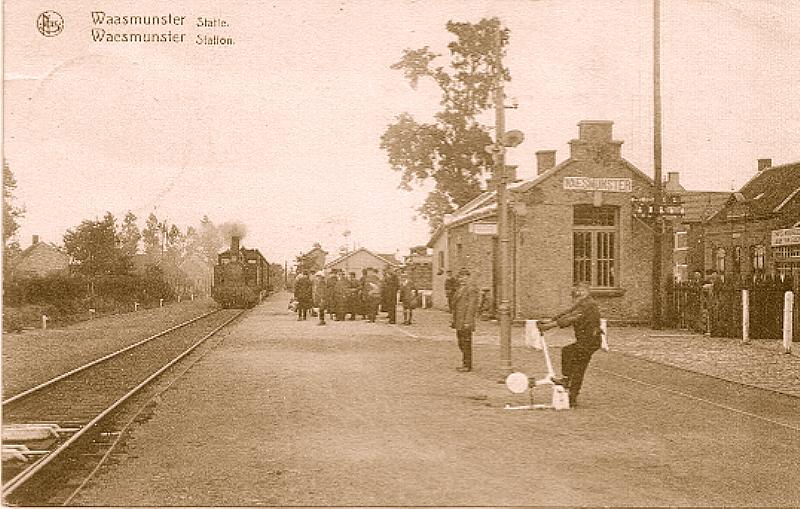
[63,212,128,276]
[164,223,185,263]
[198,215,222,264]
[380,18,510,230]
[141,213,162,257]
[119,211,141,259]
[3,161,25,277]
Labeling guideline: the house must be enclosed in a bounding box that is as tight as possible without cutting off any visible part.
[664,173,730,281]
[12,235,70,277]
[404,246,433,291]
[699,159,800,279]
[430,120,676,323]
[323,247,401,275]
[297,244,328,273]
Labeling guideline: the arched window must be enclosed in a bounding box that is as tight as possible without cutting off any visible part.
[715,248,726,273]
[752,245,765,271]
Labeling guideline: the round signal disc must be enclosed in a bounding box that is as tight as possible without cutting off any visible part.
[505,372,530,394]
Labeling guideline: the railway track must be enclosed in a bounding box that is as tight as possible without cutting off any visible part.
[1,308,244,506]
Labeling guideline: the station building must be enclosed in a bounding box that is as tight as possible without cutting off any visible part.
[429,120,673,323]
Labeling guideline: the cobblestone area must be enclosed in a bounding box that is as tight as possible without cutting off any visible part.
[403,306,800,397]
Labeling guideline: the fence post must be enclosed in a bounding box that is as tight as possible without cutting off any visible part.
[600,318,609,351]
[89,308,96,320]
[784,291,794,354]
[159,298,164,308]
[41,315,48,330]
[191,293,195,301]
[741,289,750,344]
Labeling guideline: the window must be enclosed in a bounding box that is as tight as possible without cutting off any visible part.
[733,246,742,273]
[674,231,688,251]
[774,245,800,278]
[438,251,444,269]
[572,205,617,287]
[715,248,726,273]
[751,245,765,271]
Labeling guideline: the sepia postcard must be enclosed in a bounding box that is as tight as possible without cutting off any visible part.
[3,0,799,507]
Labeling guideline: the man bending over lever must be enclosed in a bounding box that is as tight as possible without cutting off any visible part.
[538,283,601,408]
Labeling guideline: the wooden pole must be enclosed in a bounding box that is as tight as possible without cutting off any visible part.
[652,0,664,329]
[784,291,794,354]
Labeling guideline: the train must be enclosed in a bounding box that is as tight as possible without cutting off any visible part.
[212,236,272,308]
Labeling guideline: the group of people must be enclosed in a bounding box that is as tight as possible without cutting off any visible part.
[292,267,420,326]
[295,263,602,408]
[445,267,601,408]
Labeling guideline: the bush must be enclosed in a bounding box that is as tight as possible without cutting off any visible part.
[2,271,177,326]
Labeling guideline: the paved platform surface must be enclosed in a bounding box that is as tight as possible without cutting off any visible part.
[70,293,800,507]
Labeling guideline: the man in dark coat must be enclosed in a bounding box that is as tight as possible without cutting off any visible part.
[363,268,382,323]
[333,271,349,321]
[346,272,360,320]
[450,268,480,372]
[444,270,459,313]
[381,267,399,324]
[293,271,313,320]
[539,283,601,408]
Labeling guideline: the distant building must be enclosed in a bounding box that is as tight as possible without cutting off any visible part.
[12,235,70,277]
[323,247,401,275]
[297,244,328,273]
[404,246,432,291]
[699,160,800,279]
[664,172,730,281]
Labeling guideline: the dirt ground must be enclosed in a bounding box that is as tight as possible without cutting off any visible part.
[66,293,800,507]
[2,299,218,397]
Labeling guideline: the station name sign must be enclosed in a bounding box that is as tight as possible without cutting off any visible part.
[563,177,632,193]
[771,228,800,246]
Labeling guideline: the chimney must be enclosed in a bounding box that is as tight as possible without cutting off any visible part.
[665,172,684,192]
[578,120,613,142]
[32,235,39,245]
[230,236,240,259]
[569,120,623,161]
[536,150,556,175]
[757,158,772,172]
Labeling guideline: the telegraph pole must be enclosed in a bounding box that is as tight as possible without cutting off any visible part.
[652,0,664,329]
[493,26,513,372]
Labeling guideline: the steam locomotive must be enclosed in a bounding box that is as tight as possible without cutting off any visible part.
[212,236,271,308]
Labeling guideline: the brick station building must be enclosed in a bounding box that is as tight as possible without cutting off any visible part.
[429,120,673,323]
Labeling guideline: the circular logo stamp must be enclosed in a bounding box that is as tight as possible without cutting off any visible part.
[37,11,64,37]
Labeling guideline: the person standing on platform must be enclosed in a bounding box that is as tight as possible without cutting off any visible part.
[451,268,479,372]
[399,273,419,325]
[293,271,313,320]
[538,283,601,408]
[363,268,382,323]
[382,267,399,324]
[313,271,328,326]
[346,272,360,320]
[445,270,459,313]
[333,270,349,321]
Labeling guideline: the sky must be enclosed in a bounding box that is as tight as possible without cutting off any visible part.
[3,0,799,265]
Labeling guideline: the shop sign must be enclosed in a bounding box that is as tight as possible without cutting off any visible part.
[563,177,632,193]
[771,228,800,246]
[470,222,497,235]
